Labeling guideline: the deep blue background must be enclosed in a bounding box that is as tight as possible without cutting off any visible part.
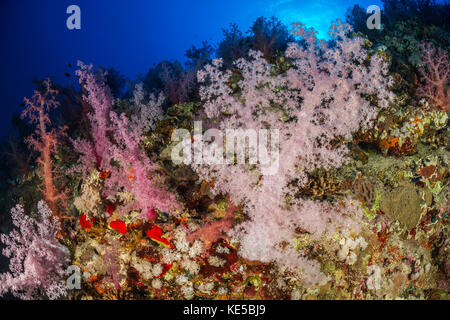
[0,0,382,137]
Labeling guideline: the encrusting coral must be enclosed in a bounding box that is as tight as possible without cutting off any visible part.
[71,62,180,219]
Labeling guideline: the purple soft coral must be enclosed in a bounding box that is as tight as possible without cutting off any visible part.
[0,201,69,300]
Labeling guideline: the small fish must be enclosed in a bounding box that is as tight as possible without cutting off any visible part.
[145,225,174,248]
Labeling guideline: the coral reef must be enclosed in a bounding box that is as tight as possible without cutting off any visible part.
[0,11,448,300]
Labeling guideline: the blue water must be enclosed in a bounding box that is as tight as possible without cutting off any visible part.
[0,0,382,137]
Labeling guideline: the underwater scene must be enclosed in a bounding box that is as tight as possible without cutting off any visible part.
[0,0,448,302]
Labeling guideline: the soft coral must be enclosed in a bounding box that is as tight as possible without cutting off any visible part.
[21,79,67,217]
[71,61,114,174]
[72,62,180,218]
[417,43,449,112]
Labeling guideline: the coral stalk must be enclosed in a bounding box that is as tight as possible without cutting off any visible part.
[21,79,67,217]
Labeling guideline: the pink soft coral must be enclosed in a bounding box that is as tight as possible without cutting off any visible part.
[106,111,180,218]
[71,62,179,218]
[71,62,114,174]
[186,198,238,251]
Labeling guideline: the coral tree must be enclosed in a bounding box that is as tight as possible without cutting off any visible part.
[21,79,67,217]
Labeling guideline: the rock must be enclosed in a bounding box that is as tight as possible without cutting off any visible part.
[352,146,369,164]
[379,183,426,229]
